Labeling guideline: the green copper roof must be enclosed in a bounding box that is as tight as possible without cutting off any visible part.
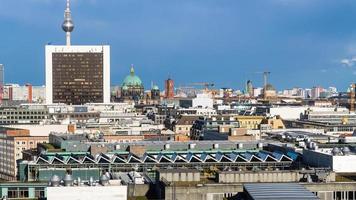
[122,85,128,90]
[152,85,159,90]
[122,65,143,87]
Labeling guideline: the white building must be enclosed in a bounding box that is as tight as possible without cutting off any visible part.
[45,45,110,105]
[192,93,213,108]
[311,86,324,99]
[47,185,127,200]
[303,147,356,173]
[269,106,348,120]
[253,87,263,97]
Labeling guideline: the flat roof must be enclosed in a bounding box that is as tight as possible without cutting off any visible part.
[244,183,319,200]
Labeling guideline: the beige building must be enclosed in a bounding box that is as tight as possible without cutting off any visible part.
[174,116,199,136]
[0,128,48,180]
[233,116,264,130]
[228,128,257,141]
[261,116,286,130]
[103,134,144,143]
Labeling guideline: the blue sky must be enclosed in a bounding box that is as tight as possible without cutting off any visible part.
[1,0,356,91]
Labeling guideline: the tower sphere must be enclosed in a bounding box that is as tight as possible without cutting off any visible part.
[62,19,74,32]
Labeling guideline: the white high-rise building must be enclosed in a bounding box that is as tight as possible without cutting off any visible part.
[311,86,324,99]
[45,0,110,105]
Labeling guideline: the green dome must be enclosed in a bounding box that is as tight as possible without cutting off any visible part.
[122,85,128,90]
[122,65,143,87]
[152,85,159,90]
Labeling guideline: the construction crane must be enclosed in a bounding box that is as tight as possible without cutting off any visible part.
[189,82,215,91]
[176,82,215,97]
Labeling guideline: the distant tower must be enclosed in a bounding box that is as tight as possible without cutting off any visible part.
[246,80,253,97]
[62,0,74,46]
[151,84,160,100]
[45,0,110,105]
[26,84,33,103]
[165,78,174,99]
[0,64,4,104]
[350,84,356,112]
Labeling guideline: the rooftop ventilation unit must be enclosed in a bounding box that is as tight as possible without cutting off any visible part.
[50,175,61,187]
[63,173,74,186]
[100,174,109,186]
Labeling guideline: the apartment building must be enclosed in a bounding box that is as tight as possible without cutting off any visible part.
[0,128,48,180]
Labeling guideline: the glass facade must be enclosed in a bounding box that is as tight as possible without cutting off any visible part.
[52,52,103,105]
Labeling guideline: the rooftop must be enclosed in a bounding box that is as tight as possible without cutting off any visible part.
[244,183,319,200]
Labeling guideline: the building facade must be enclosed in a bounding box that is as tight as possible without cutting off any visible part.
[0,128,48,180]
[45,45,110,105]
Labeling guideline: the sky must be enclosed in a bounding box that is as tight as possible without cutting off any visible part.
[1,0,356,91]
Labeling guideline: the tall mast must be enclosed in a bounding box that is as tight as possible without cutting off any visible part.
[62,0,74,46]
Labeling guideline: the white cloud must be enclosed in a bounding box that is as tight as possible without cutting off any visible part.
[341,57,356,67]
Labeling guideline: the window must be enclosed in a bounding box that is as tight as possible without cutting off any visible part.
[35,188,45,198]
[18,187,29,198]
[7,187,28,198]
[7,188,18,198]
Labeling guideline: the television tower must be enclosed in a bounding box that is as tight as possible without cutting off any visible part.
[62,0,74,46]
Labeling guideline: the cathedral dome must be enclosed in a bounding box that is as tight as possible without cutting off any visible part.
[122,85,128,90]
[122,65,143,87]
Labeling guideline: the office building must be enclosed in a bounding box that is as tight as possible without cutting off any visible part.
[246,80,253,97]
[45,0,110,105]
[0,106,48,125]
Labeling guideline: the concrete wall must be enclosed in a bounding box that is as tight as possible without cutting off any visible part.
[333,155,356,173]
[218,171,300,183]
[159,171,200,182]
[304,182,356,200]
[164,184,243,200]
[127,184,150,197]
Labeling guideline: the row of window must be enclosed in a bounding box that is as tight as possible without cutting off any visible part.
[0,111,46,115]
[7,187,45,198]
[3,116,45,119]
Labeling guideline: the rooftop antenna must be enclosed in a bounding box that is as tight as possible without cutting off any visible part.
[62,0,74,46]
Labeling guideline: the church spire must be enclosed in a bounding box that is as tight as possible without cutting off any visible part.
[130,64,135,75]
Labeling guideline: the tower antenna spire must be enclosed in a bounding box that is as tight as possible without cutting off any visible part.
[62,0,74,46]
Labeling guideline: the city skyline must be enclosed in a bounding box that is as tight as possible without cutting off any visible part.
[0,0,356,90]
